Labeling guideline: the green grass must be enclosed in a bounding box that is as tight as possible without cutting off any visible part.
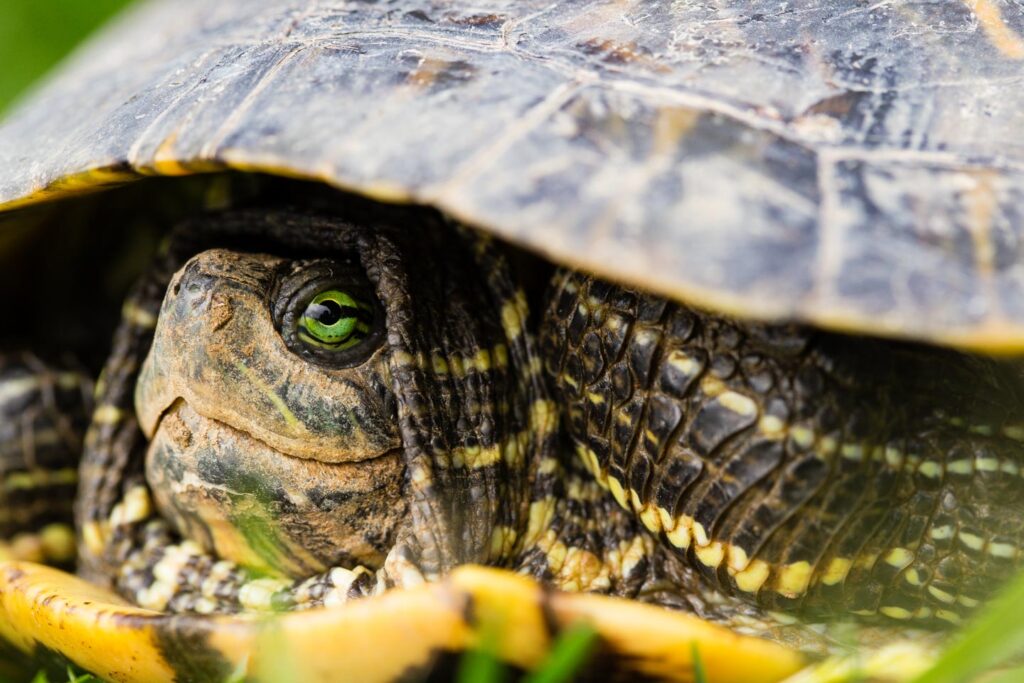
[911,569,1024,683]
[0,0,134,113]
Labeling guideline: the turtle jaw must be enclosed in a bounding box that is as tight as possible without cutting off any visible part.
[144,398,408,579]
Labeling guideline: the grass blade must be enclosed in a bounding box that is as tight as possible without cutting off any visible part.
[691,642,708,683]
[912,570,1024,683]
[523,624,598,683]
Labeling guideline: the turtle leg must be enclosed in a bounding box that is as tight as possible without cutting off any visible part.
[0,352,90,567]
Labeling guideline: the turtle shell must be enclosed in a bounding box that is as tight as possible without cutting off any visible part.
[1,0,1024,349]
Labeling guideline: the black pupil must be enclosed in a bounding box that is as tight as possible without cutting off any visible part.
[310,299,344,326]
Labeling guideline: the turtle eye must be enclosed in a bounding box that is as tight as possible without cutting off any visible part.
[298,289,373,350]
[275,259,385,368]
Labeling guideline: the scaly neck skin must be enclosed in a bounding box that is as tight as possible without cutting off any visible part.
[541,268,1024,630]
[510,454,657,597]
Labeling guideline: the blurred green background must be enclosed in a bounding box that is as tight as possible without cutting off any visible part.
[0,0,134,113]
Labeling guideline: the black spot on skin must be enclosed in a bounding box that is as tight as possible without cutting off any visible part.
[156,620,236,683]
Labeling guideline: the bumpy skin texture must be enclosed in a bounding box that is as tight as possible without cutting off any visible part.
[3,1,1024,348]
[75,209,671,619]
[0,354,90,565]
[543,269,1024,628]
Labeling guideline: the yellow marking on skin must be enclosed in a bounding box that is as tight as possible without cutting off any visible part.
[904,569,922,586]
[841,444,863,461]
[487,528,516,561]
[733,560,770,593]
[1003,425,1024,441]
[884,548,914,570]
[928,586,956,604]
[918,461,943,478]
[658,506,676,533]
[451,443,501,469]
[855,553,879,569]
[607,477,629,510]
[4,468,77,490]
[959,532,985,551]
[629,489,643,513]
[970,424,994,436]
[500,291,528,341]
[587,391,605,405]
[776,562,812,597]
[718,391,758,417]
[692,522,710,547]
[560,372,579,390]
[639,504,662,533]
[525,498,557,544]
[575,445,606,486]
[239,578,292,611]
[930,525,954,541]
[430,354,449,375]
[233,359,301,430]
[447,355,465,378]
[40,524,76,563]
[947,459,973,475]
[880,606,912,620]
[975,457,1000,472]
[971,0,1024,58]
[392,350,416,367]
[194,597,217,615]
[82,521,105,555]
[538,457,560,475]
[121,301,157,329]
[959,595,980,608]
[759,415,786,438]
[818,436,838,456]
[667,516,693,549]
[666,349,700,376]
[936,609,963,625]
[695,542,725,569]
[410,464,430,486]
[821,558,852,586]
[790,427,814,449]
[0,376,40,404]
[617,536,650,579]
[114,486,152,526]
[556,547,608,592]
[1001,461,1020,476]
[530,400,556,432]
[989,542,1016,559]
[93,405,125,424]
[700,376,726,398]
[726,546,750,573]
[493,344,509,368]
[884,447,904,467]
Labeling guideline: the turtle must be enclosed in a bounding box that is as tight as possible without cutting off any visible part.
[1,0,1023,681]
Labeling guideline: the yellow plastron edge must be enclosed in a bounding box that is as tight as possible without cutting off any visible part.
[0,562,803,683]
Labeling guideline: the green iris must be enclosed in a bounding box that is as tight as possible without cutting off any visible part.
[298,289,373,350]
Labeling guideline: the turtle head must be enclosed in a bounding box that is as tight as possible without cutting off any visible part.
[130,214,541,585]
[136,247,406,577]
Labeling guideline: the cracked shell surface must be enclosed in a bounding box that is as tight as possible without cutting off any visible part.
[1,0,1024,347]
